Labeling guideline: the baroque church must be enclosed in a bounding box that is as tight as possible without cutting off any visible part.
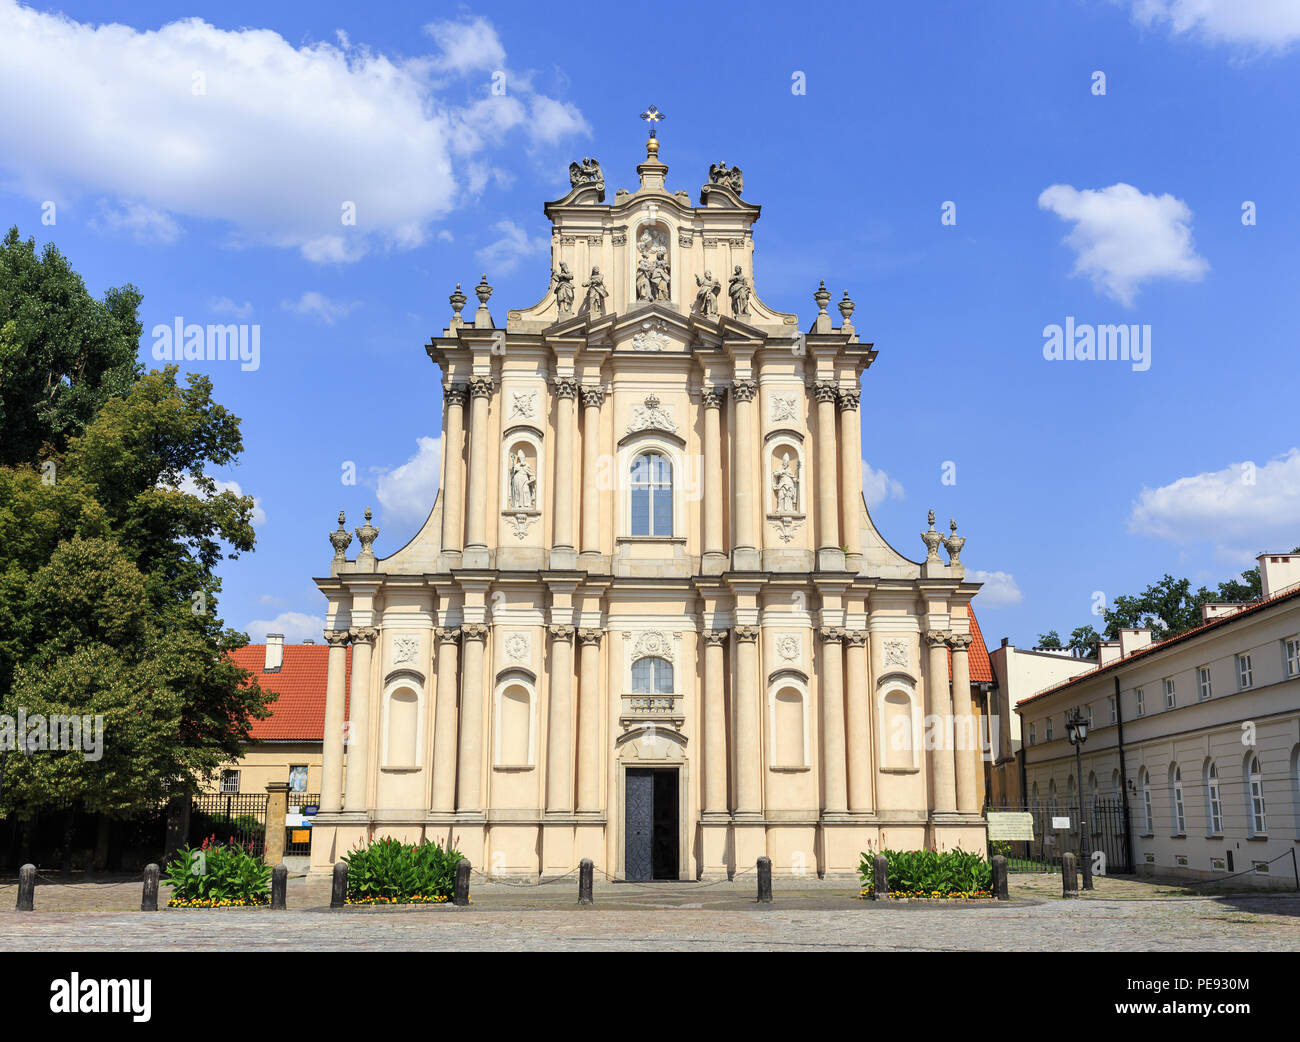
[308,123,986,879]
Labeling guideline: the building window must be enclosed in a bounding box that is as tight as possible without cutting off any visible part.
[1284,637,1300,678]
[220,770,240,794]
[1028,722,1036,746]
[1084,704,1093,729]
[1136,688,1144,716]
[1196,666,1211,701]
[632,656,674,695]
[1170,764,1185,835]
[1140,768,1153,835]
[1045,717,1054,741]
[1236,653,1253,690]
[1246,755,1267,836]
[1163,677,1176,709]
[1108,695,1116,724]
[288,765,308,793]
[629,451,672,536]
[1205,760,1223,836]
[1048,779,1058,818]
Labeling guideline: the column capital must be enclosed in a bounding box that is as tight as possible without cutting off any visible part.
[923,629,952,648]
[732,379,757,403]
[350,626,378,646]
[837,388,861,412]
[552,375,580,399]
[819,626,846,644]
[845,630,867,647]
[323,629,351,647]
[734,625,760,643]
[577,628,604,646]
[443,383,469,407]
[461,623,489,642]
[813,380,839,404]
[701,385,727,409]
[949,633,973,651]
[702,629,729,647]
[548,623,576,641]
[468,375,496,399]
[579,385,606,408]
[435,626,462,645]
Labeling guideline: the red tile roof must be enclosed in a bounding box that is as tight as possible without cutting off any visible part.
[227,643,350,743]
[947,606,994,684]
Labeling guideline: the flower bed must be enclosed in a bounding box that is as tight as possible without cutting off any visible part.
[165,835,271,908]
[342,837,464,906]
[859,848,994,900]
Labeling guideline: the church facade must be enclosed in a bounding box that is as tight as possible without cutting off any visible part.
[308,131,987,879]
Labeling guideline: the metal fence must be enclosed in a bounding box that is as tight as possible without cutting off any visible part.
[284,793,319,857]
[987,797,1131,874]
[191,793,268,856]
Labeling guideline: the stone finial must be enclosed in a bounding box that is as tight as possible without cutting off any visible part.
[943,517,965,567]
[449,282,466,322]
[474,274,493,307]
[921,509,942,563]
[813,280,831,314]
[838,291,856,325]
[329,511,352,561]
[354,507,379,557]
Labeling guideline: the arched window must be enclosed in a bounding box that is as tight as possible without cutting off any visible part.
[1031,781,1040,804]
[632,656,674,695]
[1048,779,1058,817]
[1088,772,1100,834]
[1170,764,1185,835]
[384,686,419,768]
[630,452,672,536]
[1245,755,1266,836]
[1204,760,1223,836]
[1110,769,1121,797]
[1140,768,1153,835]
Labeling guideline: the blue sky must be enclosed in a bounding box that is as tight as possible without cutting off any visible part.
[2,0,1298,648]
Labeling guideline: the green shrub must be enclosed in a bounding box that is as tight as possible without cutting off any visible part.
[165,835,271,907]
[859,848,992,899]
[342,837,464,905]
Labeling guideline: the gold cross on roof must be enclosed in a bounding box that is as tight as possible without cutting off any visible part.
[640,105,665,138]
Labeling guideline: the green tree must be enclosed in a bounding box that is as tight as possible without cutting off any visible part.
[1067,625,1100,658]
[1035,630,1062,649]
[0,227,142,467]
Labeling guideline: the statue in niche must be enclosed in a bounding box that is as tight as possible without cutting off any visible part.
[693,270,720,317]
[509,449,536,510]
[635,251,653,301]
[650,251,671,301]
[582,266,608,316]
[551,262,574,314]
[636,228,670,301]
[729,265,751,317]
[772,452,799,514]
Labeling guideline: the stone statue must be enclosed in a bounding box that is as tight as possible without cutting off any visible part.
[635,252,653,301]
[694,270,720,316]
[569,157,603,188]
[728,265,751,317]
[582,266,608,316]
[709,162,744,194]
[772,453,799,514]
[650,251,670,301]
[552,262,574,314]
[509,450,536,510]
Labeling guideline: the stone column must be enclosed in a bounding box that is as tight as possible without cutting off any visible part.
[819,628,848,814]
[702,387,726,562]
[734,626,761,815]
[264,783,289,866]
[456,623,489,812]
[430,627,461,813]
[552,377,579,553]
[732,380,758,556]
[838,389,862,560]
[579,386,605,555]
[576,629,603,812]
[342,627,376,812]
[464,376,495,551]
[320,629,350,813]
[440,384,468,554]
[950,633,979,814]
[844,630,871,812]
[924,630,957,814]
[814,381,840,552]
[546,624,576,812]
[702,630,729,813]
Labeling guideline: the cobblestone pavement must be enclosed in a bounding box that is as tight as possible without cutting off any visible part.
[1,871,1297,950]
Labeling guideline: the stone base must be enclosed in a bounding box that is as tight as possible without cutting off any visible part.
[928,812,988,854]
[698,817,732,878]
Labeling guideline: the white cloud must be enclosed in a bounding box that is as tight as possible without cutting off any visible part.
[0,5,586,262]
[374,436,441,528]
[1128,448,1300,555]
[90,200,182,244]
[175,473,266,526]
[281,291,358,324]
[1131,0,1300,50]
[475,219,548,273]
[1038,182,1209,306]
[209,296,253,318]
[861,461,905,510]
[968,570,1023,607]
[244,610,325,644]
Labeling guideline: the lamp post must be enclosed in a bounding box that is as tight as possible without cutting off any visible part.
[1065,707,1093,890]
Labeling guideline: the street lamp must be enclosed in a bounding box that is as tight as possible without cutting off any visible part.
[1065,707,1093,890]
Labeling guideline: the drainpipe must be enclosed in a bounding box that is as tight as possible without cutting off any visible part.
[1113,674,1134,874]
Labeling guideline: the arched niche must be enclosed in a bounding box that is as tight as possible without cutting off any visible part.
[876,674,920,772]
[631,220,674,306]
[380,674,425,770]
[493,668,537,768]
[767,671,810,770]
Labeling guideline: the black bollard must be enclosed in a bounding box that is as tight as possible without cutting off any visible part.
[756,856,773,904]
[141,864,160,911]
[1082,848,1094,891]
[452,859,471,906]
[873,853,889,901]
[16,864,35,911]
[991,855,1009,901]
[330,861,348,909]
[578,858,594,906]
[271,864,288,910]
[1061,852,1078,898]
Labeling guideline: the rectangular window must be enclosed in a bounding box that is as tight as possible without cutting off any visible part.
[289,765,308,793]
[1197,666,1212,701]
[1045,717,1054,741]
[630,452,672,537]
[1085,704,1093,729]
[1285,637,1300,678]
[1108,695,1116,724]
[1236,653,1253,690]
[1163,677,1176,709]
[1028,723,1036,745]
[220,770,240,794]
[1136,688,1144,716]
